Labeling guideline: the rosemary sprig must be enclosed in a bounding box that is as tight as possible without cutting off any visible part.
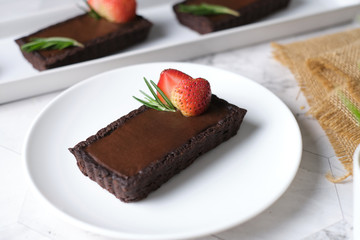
[133,78,176,112]
[85,1,102,20]
[178,3,240,17]
[77,0,101,20]
[338,91,360,124]
[21,37,84,52]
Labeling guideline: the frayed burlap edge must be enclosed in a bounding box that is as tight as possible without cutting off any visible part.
[309,89,359,182]
[272,35,360,182]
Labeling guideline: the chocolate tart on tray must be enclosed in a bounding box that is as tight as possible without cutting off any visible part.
[173,0,291,34]
[15,0,152,71]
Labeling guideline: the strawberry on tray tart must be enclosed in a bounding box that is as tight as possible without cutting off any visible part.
[172,0,291,34]
[69,68,247,202]
[15,0,152,71]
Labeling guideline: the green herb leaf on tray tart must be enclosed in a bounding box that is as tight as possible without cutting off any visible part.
[178,3,240,17]
[21,37,84,52]
[77,0,102,20]
[85,0,102,20]
[133,78,177,112]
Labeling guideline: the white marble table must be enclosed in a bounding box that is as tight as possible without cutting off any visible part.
[0,2,357,240]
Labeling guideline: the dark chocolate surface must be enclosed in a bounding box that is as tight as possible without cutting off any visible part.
[182,0,256,22]
[15,14,152,70]
[184,0,257,10]
[173,0,290,34]
[69,95,247,202]
[24,14,142,58]
[85,98,229,177]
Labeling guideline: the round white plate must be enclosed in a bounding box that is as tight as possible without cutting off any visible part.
[23,62,302,240]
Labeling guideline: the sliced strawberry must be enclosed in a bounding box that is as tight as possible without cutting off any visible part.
[87,0,136,23]
[157,69,192,104]
[171,77,212,117]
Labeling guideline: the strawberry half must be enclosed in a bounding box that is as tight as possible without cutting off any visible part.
[157,69,192,104]
[156,69,212,117]
[171,77,212,117]
[87,0,136,23]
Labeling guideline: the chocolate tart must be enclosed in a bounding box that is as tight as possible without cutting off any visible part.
[173,0,291,34]
[15,14,152,71]
[69,95,247,202]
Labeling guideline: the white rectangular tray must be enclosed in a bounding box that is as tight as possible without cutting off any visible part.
[1,0,360,104]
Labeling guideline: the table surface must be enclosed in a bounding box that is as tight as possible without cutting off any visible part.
[0,1,356,239]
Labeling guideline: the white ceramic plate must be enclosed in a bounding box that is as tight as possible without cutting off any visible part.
[23,62,302,239]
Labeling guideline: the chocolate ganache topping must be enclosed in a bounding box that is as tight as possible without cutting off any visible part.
[25,14,142,58]
[180,0,257,24]
[184,0,257,9]
[85,98,230,177]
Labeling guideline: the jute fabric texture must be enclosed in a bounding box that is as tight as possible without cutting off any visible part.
[272,28,360,182]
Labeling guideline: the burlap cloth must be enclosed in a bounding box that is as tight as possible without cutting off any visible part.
[272,28,360,182]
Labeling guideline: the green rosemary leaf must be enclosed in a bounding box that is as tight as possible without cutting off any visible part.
[133,78,176,112]
[133,96,160,110]
[89,10,101,20]
[144,78,160,102]
[21,37,84,52]
[23,42,42,52]
[139,91,160,107]
[339,91,360,124]
[144,78,170,109]
[76,1,101,20]
[150,80,176,109]
[178,3,240,17]
[139,90,153,101]
[85,0,102,20]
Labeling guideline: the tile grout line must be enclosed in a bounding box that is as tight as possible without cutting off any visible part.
[327,157,345,219]
[16,189,31,230]
[302,148,335,159]
[18,221,52,240]
[210,234,225,240]
[0,144,20,155]
[16,189,53,239]
[300,219,347,239]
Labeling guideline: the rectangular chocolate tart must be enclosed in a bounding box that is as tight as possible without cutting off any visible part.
[15,14,152,71]
[173,0,291,34]
[69,95,247,202]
